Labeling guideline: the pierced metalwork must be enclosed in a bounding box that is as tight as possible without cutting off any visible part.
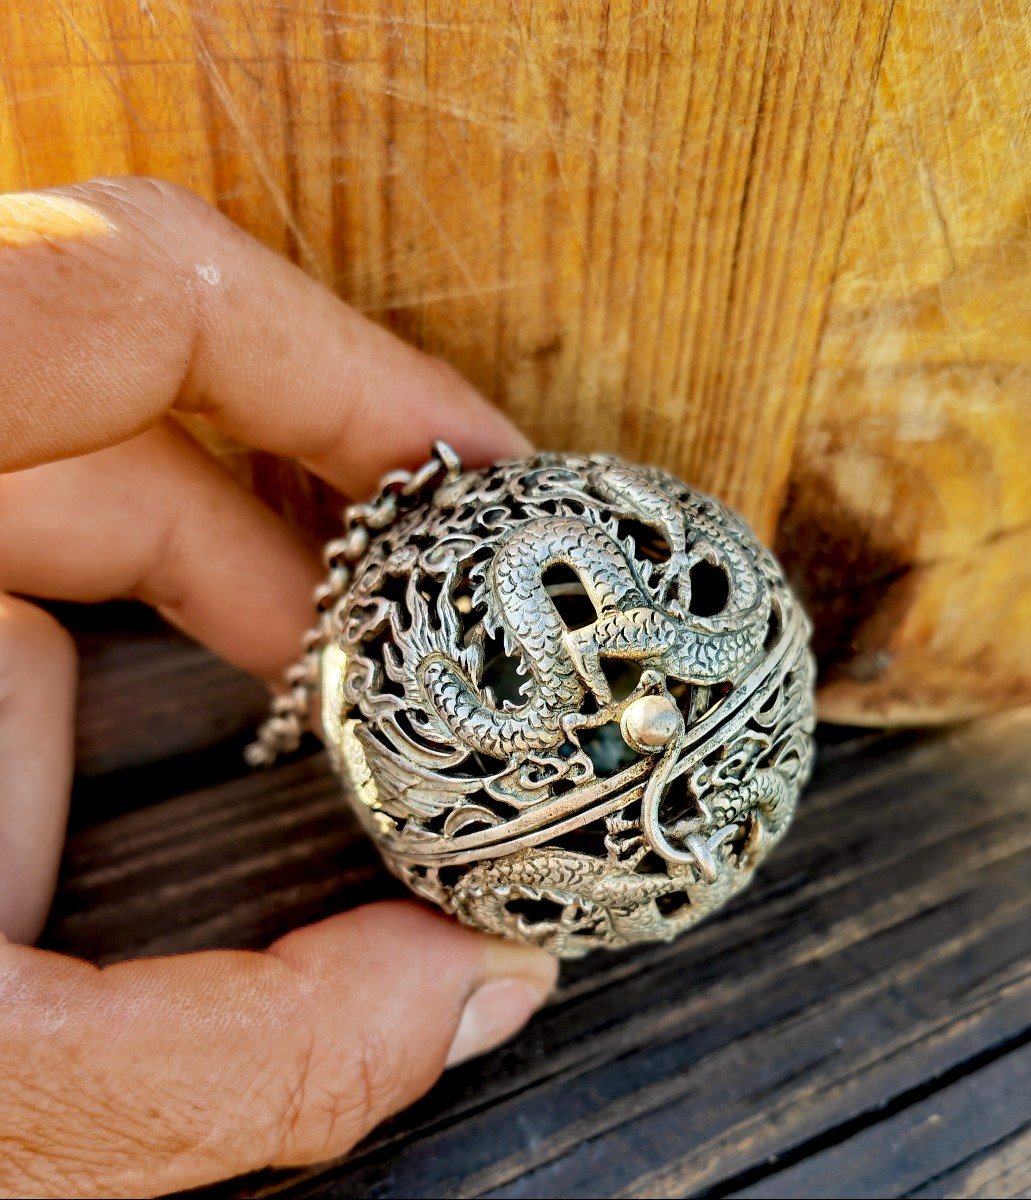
[318,449,816,958]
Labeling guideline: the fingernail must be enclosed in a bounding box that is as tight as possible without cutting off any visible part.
[446,977,548,1067]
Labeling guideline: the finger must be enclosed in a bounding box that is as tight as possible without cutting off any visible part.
[0,180,530,493]
[0,902,558,1197]
[0,596,77,944]
[0,423,320,682]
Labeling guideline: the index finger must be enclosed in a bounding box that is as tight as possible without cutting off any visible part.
[0,178,529,492]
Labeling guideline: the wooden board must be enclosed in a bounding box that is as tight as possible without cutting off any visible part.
[44,604,1031,1198]
[2,3,1031,724]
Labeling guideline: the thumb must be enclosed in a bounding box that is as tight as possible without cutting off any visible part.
[0,902,557,1197]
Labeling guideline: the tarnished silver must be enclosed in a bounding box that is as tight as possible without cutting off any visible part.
[245,442,462,767]
[261,446,816,958]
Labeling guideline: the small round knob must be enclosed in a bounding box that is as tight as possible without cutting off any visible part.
[620,693,683,754]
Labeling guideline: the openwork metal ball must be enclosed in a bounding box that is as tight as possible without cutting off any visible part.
[321,452,816,958]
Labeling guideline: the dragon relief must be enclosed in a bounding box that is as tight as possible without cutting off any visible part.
[324,452,816,957]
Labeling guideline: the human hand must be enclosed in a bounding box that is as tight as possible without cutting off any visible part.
[0,178,557,1197]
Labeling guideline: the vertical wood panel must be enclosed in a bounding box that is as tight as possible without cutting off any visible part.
[783,0,1031,721]
[2,0,1029,723]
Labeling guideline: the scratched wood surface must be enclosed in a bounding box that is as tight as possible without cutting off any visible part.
[2,2,1031,725]
[42,601,1031,1198]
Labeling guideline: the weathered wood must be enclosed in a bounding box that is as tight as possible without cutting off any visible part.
[2,3,1030,723]
[44,608,1031,1198]
[906,1123,1031,1200]
[67,602,269,779]
[732,1048,1031,1199]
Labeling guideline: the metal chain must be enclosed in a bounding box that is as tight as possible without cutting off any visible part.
[245,440,463,767]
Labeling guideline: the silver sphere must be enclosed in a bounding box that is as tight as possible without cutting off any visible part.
[322,451,816,958]
[620,693,683,753]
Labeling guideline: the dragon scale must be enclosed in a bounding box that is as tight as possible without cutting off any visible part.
[324,448,816,956]
[418,518,651,755]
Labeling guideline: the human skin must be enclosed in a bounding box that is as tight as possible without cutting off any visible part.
[0,178,557,1197]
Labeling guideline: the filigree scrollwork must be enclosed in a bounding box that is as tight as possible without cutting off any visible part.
[322,452,816,958]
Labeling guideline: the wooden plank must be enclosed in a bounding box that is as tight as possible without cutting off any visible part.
[0,0,897,534]
[64,601,269,779]
[5,3,1031,725]
[45,756,384,963]
[779,1,1031,726]
[44,704,1031,1198]
[731,1048,1031,1199]
[907,1123,1031,1200]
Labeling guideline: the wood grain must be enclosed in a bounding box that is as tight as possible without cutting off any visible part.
[2,2,1030,723]
[733,1048,1031,1199]
[65,601,269,779]
[46,609,1031,1198]
[906,1123,1031,1200]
